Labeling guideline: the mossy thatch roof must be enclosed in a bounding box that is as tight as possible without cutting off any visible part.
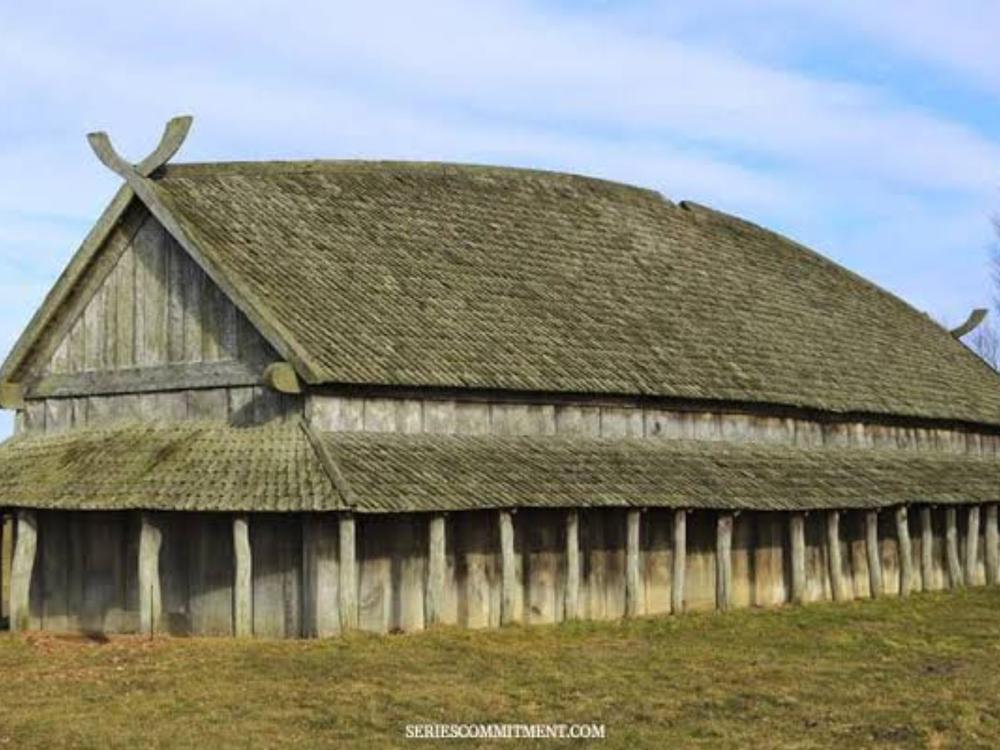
[0,422,996,512]
[145,160,1000,426]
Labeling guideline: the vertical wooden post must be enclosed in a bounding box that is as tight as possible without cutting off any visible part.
[965,505,980,585]
[10,509,37,632]
[499,510,516,626]
[716,513,733,612]
[425,514,446,626]
[564,510,580,620]
[625,509,641,618]
[920,507,934,591]
[232,514,252,637]
[865,510,883,599]
[985,504,999,586]
[895,506,913,597]
[138,512,163,636]
[945,507,962,588]
[338,513,358,631]
[789,512,806,605]
[672,509,686,615]
[827,510,848,602]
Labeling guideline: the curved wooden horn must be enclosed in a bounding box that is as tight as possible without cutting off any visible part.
[950,308,988,339]
[136,115,193,176]
[87,115,193,179]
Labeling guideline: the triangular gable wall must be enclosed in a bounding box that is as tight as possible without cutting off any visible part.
[24,205,275,384]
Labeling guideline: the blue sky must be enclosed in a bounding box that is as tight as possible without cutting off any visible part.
[1,0,998,437]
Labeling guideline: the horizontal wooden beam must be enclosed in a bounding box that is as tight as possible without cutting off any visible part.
[25,360,262,399]
[0,382,24,410]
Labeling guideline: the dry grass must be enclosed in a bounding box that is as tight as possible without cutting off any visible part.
[0,589,999,749]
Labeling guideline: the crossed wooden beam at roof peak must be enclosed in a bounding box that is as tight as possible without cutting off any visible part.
[87,115,193,180]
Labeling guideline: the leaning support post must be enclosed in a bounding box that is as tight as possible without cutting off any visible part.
[338,513,358,631]
[10,509,37,632]
[672,509,686,614]
[827,510,848,602]
[716,513,733,612]
[138,512,163,636]
[789,512,807,605]
[564,510,580,620]
[499,510,517,625]
[920,507,934,591]
[985,504,999,586]
[865,510,883,599]
[425,514,447,626]
[232,514,252,637]
[965,505,980,585]
[626,509,641,618]
[945,507,963,588]
[895,506,913,597]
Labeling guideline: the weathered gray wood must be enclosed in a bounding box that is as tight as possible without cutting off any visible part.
[865,510,883,598]
[945,507,963,588]
[565,510,580,620]
[965,505,980,585]
[716,513,733,611]
[423,400,457,434]
[338,513,358,631]
[301,515,339,638]
[263,362,302,394]
[138,513,163,635]
[426,514,447,626]
[28,360,261,399]
[10,509,37,632]
[625,509,641,617]
[920,507,934,591]
[672,509,686,614]
[826,511,848,602]
[985,504,999,586]
[789,512,806,605]
[499,510,517,625]
[232,515,252,636]
[895,506,913,596]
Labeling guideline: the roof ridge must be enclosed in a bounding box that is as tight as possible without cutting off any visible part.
[158,159,668,202]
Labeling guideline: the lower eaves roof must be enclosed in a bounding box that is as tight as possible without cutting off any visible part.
[0,421,997,513]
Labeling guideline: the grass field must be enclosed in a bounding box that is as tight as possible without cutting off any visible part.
[0,590,998,749]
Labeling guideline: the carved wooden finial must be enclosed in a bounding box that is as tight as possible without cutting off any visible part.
[950,308,988,339]
[87,115,193,179]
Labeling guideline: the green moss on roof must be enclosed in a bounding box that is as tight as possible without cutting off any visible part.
[0,423,996,512]
[324,432,1000,513]
[0,422,343,512]
[148,160,1000,427]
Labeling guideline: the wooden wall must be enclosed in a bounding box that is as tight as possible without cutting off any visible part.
[41,212,274,378]
[308,395,1000,456]
[22,504,994,637]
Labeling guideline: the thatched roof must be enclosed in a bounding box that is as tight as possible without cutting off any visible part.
[0,422,996,512]
[149,160,1000,426]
